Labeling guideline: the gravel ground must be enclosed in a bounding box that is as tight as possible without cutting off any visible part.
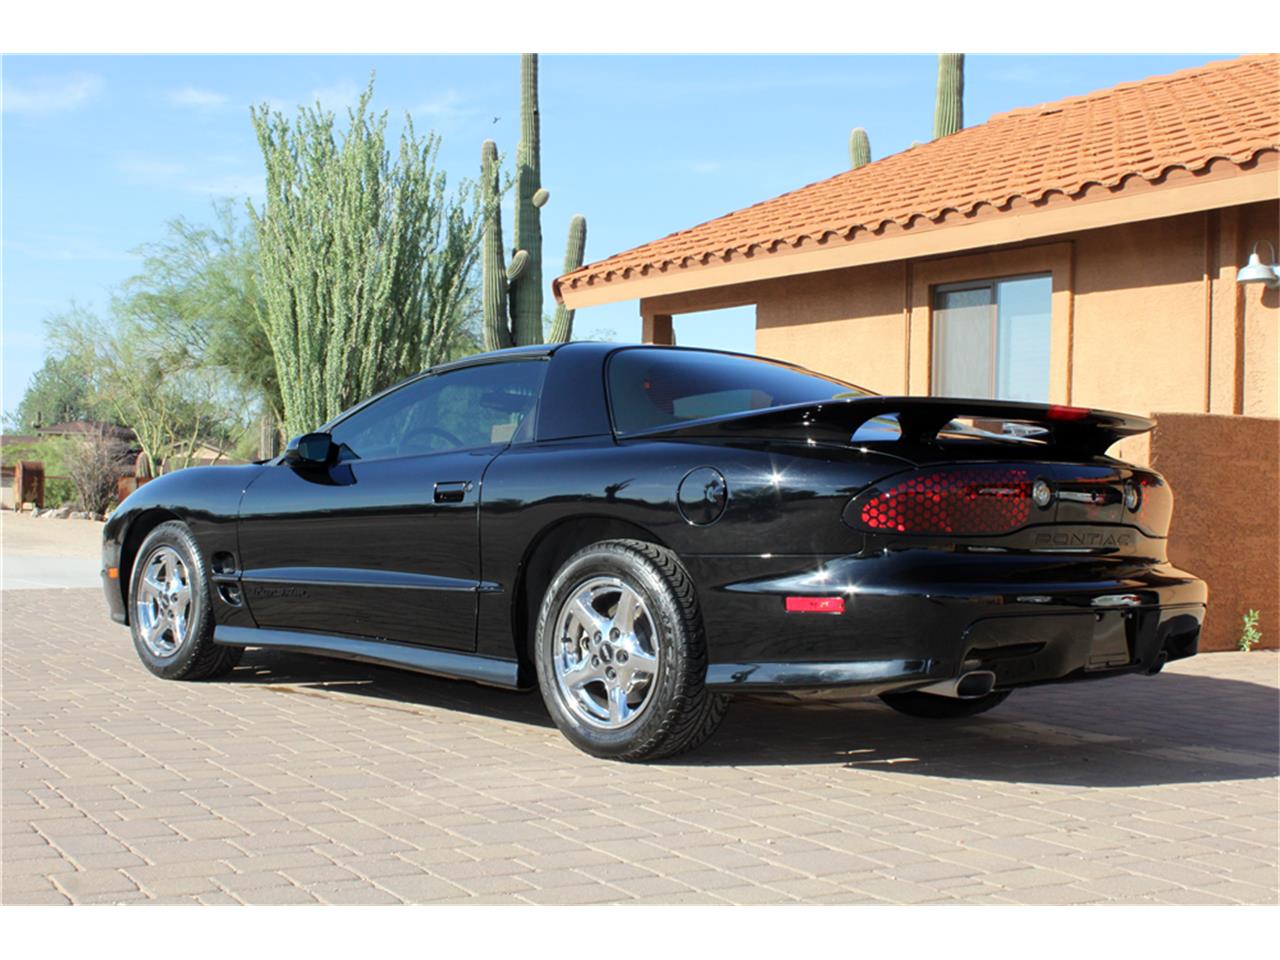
[2,513,103,589]
[2,512,104,556]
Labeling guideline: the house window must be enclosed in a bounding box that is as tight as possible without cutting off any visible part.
[932,274,1052,402]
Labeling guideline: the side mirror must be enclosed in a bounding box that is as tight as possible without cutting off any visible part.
[283,432,336,467]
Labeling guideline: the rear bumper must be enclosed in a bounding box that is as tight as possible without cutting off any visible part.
[691,552,1205,693]
[704,603,1203,692]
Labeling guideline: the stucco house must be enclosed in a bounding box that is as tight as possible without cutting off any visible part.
[554,54,1280,650]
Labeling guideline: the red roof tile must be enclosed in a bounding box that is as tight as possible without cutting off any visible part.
[556,54,1279,298]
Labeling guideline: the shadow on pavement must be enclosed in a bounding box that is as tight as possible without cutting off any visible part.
[225,648,1278,788]
[688,670,1279,788]
[226,647,556,728]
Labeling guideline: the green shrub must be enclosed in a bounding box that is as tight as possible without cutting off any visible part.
[44,477,76,507]
[2,436,69,474]
[1238,610,1262,652]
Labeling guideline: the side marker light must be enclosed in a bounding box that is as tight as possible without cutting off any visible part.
[785,596,845,614]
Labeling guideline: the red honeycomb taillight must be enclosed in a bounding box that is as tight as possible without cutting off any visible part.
[853,467,1033,535]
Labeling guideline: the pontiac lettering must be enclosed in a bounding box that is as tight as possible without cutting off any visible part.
[1034,530,1136,548]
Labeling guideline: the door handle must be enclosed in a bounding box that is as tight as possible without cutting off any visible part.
[434,481,470,504]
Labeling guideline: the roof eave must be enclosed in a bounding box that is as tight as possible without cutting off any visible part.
[556,151,1280,310]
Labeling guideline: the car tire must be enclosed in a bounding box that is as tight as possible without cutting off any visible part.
[879,688,1011,719]
[534,539,727,762]
[128,521,242,681]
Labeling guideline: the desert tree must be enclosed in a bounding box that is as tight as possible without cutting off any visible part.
[123,202,279,425]
[46,308,245,477]
[9,351,110,432]
[24,204,282,473]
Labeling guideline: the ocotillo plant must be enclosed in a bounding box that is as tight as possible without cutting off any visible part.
[934,54,964,139]
[481,54,589,350]
[849,127,871,169]
[252,81,485,437]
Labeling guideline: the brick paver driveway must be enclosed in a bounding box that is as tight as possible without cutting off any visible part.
[3,588,1277,905]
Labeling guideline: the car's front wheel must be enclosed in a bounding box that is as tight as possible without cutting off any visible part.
[129,521,242,681]
[534,539,727,761]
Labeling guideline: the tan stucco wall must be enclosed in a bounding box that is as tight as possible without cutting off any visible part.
[1074,203,1279,422]
[755,262,907,394]
[1071,215,1211,415]
[1240,202,1280,418]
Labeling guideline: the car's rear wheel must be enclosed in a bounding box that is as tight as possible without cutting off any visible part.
[879,688,1011,719]
[129,521,242,681]
[534,539,727,761]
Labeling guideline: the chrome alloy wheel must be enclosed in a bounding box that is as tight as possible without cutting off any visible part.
[134,545,194,658]
[551,576,661,730]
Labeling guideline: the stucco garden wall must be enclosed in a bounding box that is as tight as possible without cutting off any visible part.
[1150,413,1279,651]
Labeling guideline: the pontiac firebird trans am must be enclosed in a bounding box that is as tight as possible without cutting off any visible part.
[102,343,1206,761]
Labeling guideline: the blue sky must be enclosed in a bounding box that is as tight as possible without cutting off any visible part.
[1,53,1226,418]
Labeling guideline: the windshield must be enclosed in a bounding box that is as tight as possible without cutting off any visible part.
[607,347,874,435]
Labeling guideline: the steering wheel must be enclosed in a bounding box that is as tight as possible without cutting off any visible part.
[400,425,463,452]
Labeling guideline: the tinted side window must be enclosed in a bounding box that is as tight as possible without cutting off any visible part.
[607,348,872,434]
[330,361,546,461]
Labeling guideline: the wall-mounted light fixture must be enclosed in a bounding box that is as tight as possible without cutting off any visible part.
[1237,240,1280,290]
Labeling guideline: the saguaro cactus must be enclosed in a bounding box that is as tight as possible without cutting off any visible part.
[548,215,586,343]
[509,54,544,346]
[480,139,513,351]
[481,54,589,350]
[849,127,871,169]
[933,54,964,139]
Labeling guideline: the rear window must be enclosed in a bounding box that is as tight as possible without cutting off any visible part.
[607,347,873,435]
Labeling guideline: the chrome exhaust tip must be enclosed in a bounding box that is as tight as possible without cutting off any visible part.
[917,670,997,699]
[955,670,997,698]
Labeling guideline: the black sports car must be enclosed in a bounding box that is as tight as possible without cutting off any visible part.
[102,343,1206,760]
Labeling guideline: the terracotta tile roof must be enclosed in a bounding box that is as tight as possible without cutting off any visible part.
[556,54,1279,298]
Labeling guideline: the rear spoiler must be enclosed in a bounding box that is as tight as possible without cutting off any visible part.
[626,396,1154,457]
